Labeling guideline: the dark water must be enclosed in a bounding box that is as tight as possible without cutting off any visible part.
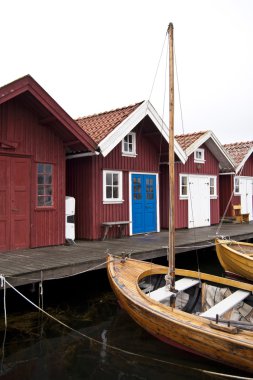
[0,248,251,380]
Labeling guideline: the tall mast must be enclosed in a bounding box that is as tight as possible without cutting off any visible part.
[168,23,176,293]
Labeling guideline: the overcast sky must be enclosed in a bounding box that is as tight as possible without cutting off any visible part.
[1,0,253,144]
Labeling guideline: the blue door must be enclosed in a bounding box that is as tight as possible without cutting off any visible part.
[132,174,157,234]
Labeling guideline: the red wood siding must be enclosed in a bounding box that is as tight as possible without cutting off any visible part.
[219,153,253,219]
[160,145,220,229]
[219,174,234,217]
[67,124,161,240]
[240,153,253,176]
[0,98,66,250]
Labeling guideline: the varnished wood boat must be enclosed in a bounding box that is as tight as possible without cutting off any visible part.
[216,238,253,282]
[107,256,253,373]
[107,23,253,373]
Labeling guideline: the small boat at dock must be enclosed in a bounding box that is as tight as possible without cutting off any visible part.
[216,238,253,282]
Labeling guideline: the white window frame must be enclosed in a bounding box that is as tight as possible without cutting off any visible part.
[179,174,188,199]
[209,176,217,198]
[103,170,123,204]
[194,148,205,163]
[234,176,240,195]
[122,132,137,157]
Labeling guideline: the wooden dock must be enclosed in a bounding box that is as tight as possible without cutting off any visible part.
[1,222,253,288]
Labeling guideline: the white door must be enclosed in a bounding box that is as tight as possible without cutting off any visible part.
[188,175,210,228]
[240,177,253,220]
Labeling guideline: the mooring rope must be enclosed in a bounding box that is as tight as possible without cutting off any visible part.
[0,274,252,379]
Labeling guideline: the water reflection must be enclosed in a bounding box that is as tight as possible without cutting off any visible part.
[0,250,251,379]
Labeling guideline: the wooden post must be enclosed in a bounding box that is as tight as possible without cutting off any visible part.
[167,23,176,295]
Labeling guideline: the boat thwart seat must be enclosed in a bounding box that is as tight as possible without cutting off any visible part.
[148,277,200,302]
[200,290,250,319]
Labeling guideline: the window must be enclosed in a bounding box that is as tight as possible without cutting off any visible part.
[146,177,154,200]
[122,132,136,156]
[194,148,205,163]
[234,177,240,194]
[209,176,217,197]
[103,170,123,203]
[37,163,53,207]
[180,175,188,198]
[133,177,141,200]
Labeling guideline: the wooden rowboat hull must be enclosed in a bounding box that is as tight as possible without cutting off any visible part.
[107,255,253,373]
[216,239,253,282]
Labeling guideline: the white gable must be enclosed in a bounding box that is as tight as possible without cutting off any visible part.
[185,131,235,171]
[98,100,187,163]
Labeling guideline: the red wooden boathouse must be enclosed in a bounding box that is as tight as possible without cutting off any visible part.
[220,141,253,221]
[0,75,96,252]
[66,101,187,240]
[160,131,234,229]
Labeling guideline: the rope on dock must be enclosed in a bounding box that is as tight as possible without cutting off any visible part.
[0,274,252,380]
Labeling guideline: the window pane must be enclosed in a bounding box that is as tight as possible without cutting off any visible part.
[45,175,52,184]
[134,185,141,193]
[45,196,52,206]
[38,164,44,173]
[45,164,52,174]
[182,187,187,195]
[210,178,214,186]
[38,175,44,184]
[38,185,44,195]
[182,176,187,185]
[45,186,52,195]
[113,173,118,185]
[181,176,188,196]
[106,187,112,198]
[106,173,112,186]
[113,187,119,198]
[234,178,239,193]
[37,163,53,207]
[124,142,128,151]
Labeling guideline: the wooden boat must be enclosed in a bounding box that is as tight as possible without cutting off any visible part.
[107,256,253,373]
[216,238,253,282]
[107,23,253,373]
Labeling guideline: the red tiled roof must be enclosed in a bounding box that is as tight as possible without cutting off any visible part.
[76,101,144,144]
[223,141,253,166]
[175,131,207,150]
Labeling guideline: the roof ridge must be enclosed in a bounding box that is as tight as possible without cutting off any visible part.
[224,140,253,147]
[175,130,208,138]
[76,101,144,121]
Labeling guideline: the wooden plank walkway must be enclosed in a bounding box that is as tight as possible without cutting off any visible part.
[1,222,253,287]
